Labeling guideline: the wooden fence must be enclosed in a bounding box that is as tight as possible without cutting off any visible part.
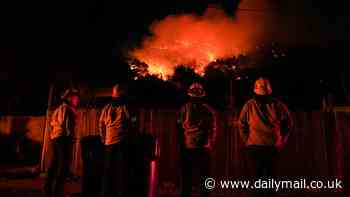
[1,108,349,195]
[40,108,350,195]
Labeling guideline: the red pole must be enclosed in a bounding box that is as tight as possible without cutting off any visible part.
[148,110,159,197]
[148,138,159,197]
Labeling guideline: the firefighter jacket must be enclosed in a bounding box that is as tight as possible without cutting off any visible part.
[99,98,135,146]
[178,99,217,149]
[238,96,293,146]
[50,103,77,140]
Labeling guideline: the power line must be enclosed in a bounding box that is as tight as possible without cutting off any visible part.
[236,8,307,15]
[237,8,271,12]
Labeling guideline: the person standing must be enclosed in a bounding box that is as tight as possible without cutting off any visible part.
[177,83,217,197]
[238,77,293,196]
[43,89,80,197]
[99,83,135,197]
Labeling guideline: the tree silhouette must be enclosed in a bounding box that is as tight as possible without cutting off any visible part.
[128,58,149,79]
[170,65,202,91]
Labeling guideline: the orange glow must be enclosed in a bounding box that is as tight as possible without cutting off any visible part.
[208,52,216,62]
[147,62,172,79]
[129,6,264,77]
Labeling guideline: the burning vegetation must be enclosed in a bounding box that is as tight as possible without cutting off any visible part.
[128,6,267,79]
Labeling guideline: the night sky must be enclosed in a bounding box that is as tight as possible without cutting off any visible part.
[1,0,350,114]
[1,1,349,73]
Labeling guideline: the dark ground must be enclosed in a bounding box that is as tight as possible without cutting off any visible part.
[0,176,81,197]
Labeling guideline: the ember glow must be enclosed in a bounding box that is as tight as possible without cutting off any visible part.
[129,6,264,77]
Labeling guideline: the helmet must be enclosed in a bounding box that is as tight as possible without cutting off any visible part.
[253,77,272,95]
[61,88,80,100]
[187,82,206,98]
[112,83,128,96]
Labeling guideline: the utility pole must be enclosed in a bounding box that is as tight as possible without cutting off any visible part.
[40,83,54,172]
[229,78,235,109]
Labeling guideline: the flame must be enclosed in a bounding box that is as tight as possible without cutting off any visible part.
[129,6,265,78]
[148,63,170,79]
[208,52,216,62]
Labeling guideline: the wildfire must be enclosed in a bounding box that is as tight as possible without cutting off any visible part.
[147,63,170,79]
[208,52,216,62]
[129,6,265,78]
